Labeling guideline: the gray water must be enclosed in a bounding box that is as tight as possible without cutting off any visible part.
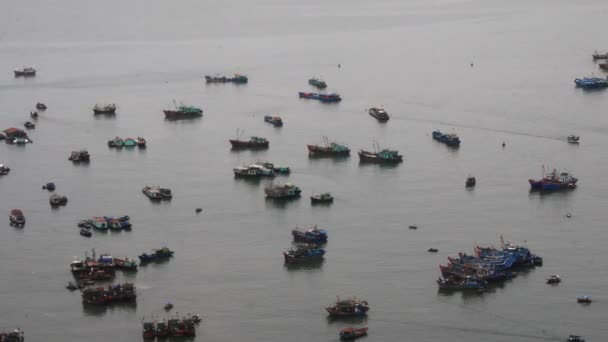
[1,0,608,341]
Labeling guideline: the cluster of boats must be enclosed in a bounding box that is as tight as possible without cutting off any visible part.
[139,247,174,264]
[69,250,138,289]
[81,283,136,305]
[142,186,173,200]
[107,136,146,148]
[284,226,327,264]
[437,237,542,290]
[0,329,24,342]
[142,314,202,339]
[77,215,132,236]
[163,103,203,120]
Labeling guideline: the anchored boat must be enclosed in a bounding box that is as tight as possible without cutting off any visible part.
[432,130,460,147]
[437,276,487,290]
[574,76,608,89]
[592,51,608,60]
[205,74,248,84]
[358,147,403,163]
[369,107,389,121]
[142,186,172,200]
[264,115,283,127]
[284,245,325,264]
[93,103,116,114]
[326,297,369,318]
[298,92,342,102]
[233,164,275,178]
[340,327,368,340]
[139,247,174,263]
[529,166,577,191]
[308,77,327,89]
[9,209,25,227]
[265,183,301,199]
[68,150,90,162]
[14,67,36,77]
[229,136,269,149]
[307,137,350,156]
[311,192,334,203]
[292,225,328,244]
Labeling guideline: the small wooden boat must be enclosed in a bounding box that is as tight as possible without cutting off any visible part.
[14,67,36,77]
[546,275,561,284]
[30,111,38,119]
[340,327,368,340]
[465,176,476,187]
[577,296,592,304]
[9,209,25,227]
[567,135,580,144]
[311,192,334,203]
[195,208,203,213]
[80,229,92,237]
[36,102,47,110]
[24,121,35,129]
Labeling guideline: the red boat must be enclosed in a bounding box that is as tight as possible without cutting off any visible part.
[307,137,350,156]
[229,136,269,149]
[340,327,368,340]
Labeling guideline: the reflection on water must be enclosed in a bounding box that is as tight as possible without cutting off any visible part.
[264,197,301,209]
[284,259,325,271]
[93,113,117,120]
[326,315,368,325]
[82,301,137,317]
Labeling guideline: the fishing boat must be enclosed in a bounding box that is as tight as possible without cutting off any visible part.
[49,194,68,207]
[233,164,275,178]
[142,186,172,200]
[358,147,403,163]
[14,66,36,77]
[340,327,368,340]
[428,248,438,253]
[163,102,203,120]
[307,137,350,156]
[432,130,461,147]
[299,92,342,102]
[205,74,248,84]
[136,137,147,148]
[308,77,327,89]
[0,164,10,176]
[529,167,577,191]
[139,247,174,263]
[283,245,325,264]
[567,335,585,342]
[81,282,136,305]
[229,136,269,149]
[36,102,47,110]
[264,115,283,127]
[369,107,389,121]
[546,275,561,284]
[108,137,124,147]
[0,329,24,342]
[292,225,328,244]
[23,121,35,129]
[577,295,592,304]
[142,322,156,339]
[123,137,137,147]
[436,276,487,290]
[155,321,169,338]
[567,135,580,144]
[9,209,25,227]
[80,229,92,237]
[466,176,476,187]
[260,162,290,174]
[114,257,138,271]
[592,51,608,60]
[90,217,108,230]
[574,76,608,89]
[68,150,90,162]
[93,103,117,114]
[311,192,334,203]
[265,183,301,199]
[326,297,369,318]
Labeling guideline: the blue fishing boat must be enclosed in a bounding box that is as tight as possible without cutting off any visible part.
[283,245,325,264]
[432,130,460,147]
[529,167,577,191]
[292,225,328,244]
[298,92,342,103]
[574,77,608,89]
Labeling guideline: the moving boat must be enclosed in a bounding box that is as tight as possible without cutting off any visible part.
[36,102,47,110]
[9,209,25,227]
[311,192,334,203]
[577,295,592,304]
[264,115,283,127]
[592,51,608,59]
[205,74,248,84]
[567,135,580,144]
[69,150,90,162]
[298,92,342,102]
[340,327,368,340]
[50,194,68,207]
[529,167,577,191]
[307,138,350,156]
[142,186,172,200]
[292,225,328,244]
[358,148,403,163]
[229,136,269,149]
[546,275,561,284]
[265,183,301,199]
[432,130,460,147]
[14,67,36,77]
[326,297,369,318]
[574,77,608,89]
[163,103,203,120]
[369,107,389,121]
[283,245,325,264]
[233,164,275,178]
[308,77,327,89]
[93,103,117,114]
[466,176,476,187]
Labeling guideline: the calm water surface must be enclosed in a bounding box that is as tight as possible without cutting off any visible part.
[1,0,608,341]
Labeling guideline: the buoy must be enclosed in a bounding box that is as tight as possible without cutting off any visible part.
[502,141,506,148]
[470,62,474,67]
[338,64,341,68]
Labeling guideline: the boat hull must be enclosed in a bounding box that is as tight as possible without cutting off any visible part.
[307,145,350,156]
[93,108,116,114]
[229,140,269,149]
[163,110,203,120]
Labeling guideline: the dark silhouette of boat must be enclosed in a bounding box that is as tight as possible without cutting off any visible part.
[466,176,476,187]
[142,186,172,200]
[205,74,248,84]
[592,51,608,60]
[93,103,116,114]
[0,164,10,176]
[69,150,90,162]
[36,102,46,110]
[50,194,68,207]
[264,115,283,127]
[307,137,350,156]
[14,67,36,77]
[163,102,203,120]
[283,245,325,264]
[308,77,327,89]
[229,136,269,149]
[369,107,389,121]
[9,209,25,227]
[311,192,334,203]
[24,121,35,129]
[325,297,369,318]
[292,225,328,244]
